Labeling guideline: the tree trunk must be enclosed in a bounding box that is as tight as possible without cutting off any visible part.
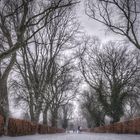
[62,117,68,129]
[51,110,58,127]
[43,107,48,125]
[29,105,35,122]
[29,96,41,123]
[0,53,16,135]
[34,110,40,123]
[51,117,57,127]
[112,115,120,123]
[29,94,36,122]
[30,109,40,123]
[0,79,9,119]
[30,111,40,123]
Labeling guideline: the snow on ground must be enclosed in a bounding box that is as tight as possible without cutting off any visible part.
[1,133,140,140]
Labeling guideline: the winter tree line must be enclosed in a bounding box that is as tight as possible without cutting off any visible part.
[80,0,140,128]
[0,0,140,130]
[0,0,79,129]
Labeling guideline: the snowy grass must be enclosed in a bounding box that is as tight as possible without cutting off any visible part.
[0,133,140,140]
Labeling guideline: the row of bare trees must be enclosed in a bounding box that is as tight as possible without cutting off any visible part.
[79,38,140,127]
[78,0,140,128]
[1,0,140,129]
[0,0,79,128]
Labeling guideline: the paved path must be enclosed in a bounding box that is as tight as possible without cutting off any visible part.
[1,133,140,140]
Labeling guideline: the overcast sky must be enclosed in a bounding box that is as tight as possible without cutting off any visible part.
[76,1,121,43]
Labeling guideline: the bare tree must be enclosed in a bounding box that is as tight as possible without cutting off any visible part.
[80,89,105,127]
[86,0,140,49]
[0,53,16,122]
[79,38,140,123]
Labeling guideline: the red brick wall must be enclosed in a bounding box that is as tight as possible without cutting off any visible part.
[0,116,139,136]
[56,128,65,133]
[48,127,57,134]
[38,124,48,134]
[0,116,65,137]
[47,127,65,134]
[8,118,37,136]
[0,115,4,136]
[89,117,140,134]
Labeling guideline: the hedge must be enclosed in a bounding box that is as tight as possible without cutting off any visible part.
[8,118,37,136]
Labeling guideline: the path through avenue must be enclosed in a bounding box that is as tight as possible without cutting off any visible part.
[1,133,140,140]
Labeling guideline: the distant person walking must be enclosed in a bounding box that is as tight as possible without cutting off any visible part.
[77,126,81,133]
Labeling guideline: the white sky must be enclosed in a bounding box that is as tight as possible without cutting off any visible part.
[76,1,122,43]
